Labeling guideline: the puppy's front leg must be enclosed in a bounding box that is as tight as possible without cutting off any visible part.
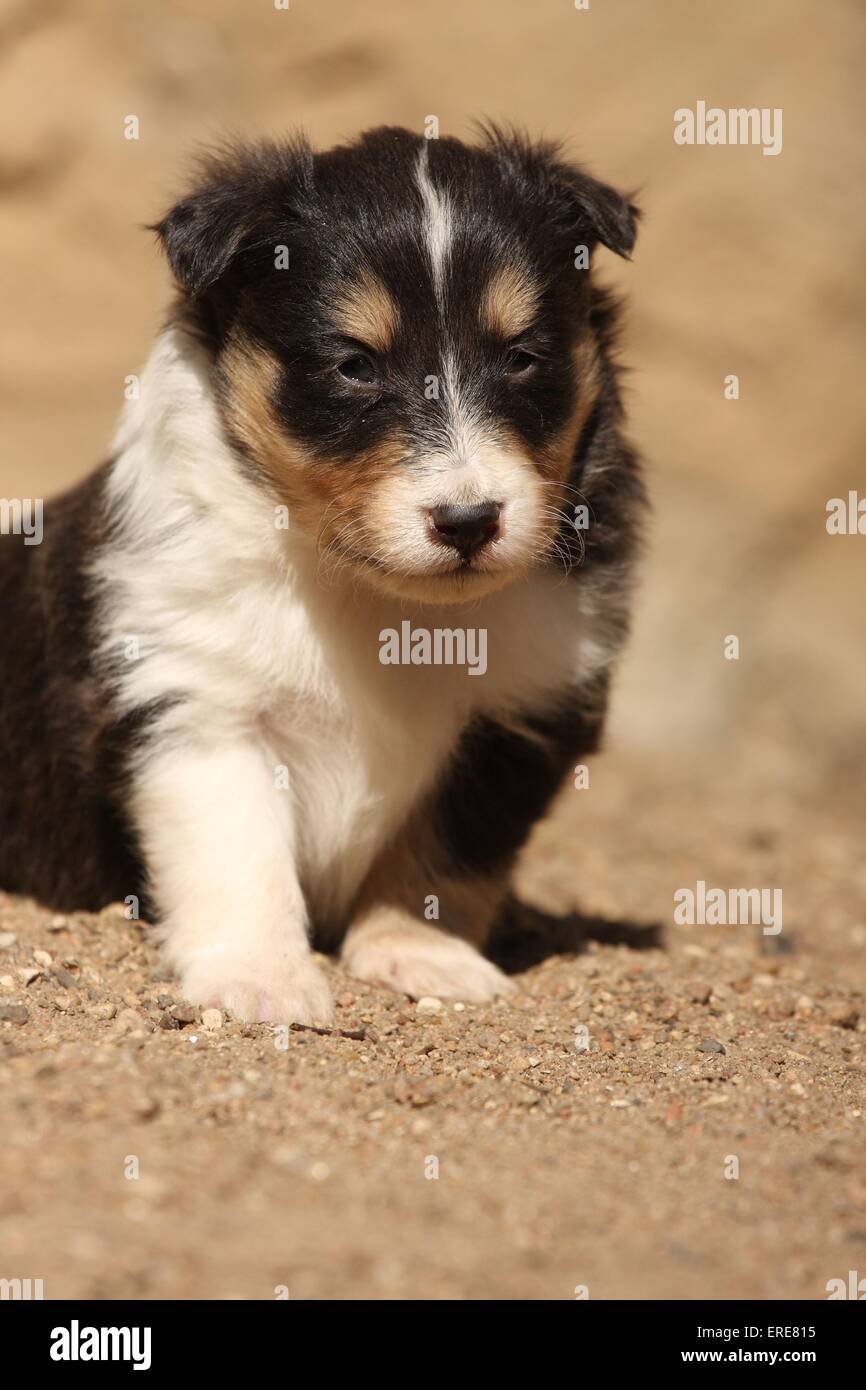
[133,736,333,1026]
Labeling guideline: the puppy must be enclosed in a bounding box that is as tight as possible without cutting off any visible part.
[0,126,645,1023]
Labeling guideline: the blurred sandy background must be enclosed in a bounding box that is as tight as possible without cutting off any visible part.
[1,0,865,1301]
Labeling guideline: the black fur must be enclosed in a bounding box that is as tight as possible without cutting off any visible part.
[433,673,610,880]
[0,469,149,911]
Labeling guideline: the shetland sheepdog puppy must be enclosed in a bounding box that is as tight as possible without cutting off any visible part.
[0,126,645,1023]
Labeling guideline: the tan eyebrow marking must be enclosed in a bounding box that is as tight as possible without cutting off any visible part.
[480,264,541,338]
[331,271,400,352]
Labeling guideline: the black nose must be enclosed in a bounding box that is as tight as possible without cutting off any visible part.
[428,502,502,559]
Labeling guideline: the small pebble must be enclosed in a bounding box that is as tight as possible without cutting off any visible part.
[87,1002,117,1021]
[827,1003,859,1030]
[33,950,53,968]
[0,932,16,949]
[697,1038,726,1055]
[201,1008,223,1032]
[416,997,443,1014]
[0,1002,29,1024]
[171,1004,198,1025]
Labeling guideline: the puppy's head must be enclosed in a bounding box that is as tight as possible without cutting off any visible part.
[155,127,638,603]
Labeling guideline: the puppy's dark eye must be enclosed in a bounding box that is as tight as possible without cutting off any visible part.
[338,354,378,385]
[504,347,537,376]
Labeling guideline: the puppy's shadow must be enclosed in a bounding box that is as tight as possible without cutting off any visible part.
[487,895,663,975]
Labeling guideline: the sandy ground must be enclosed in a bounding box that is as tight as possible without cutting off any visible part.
[1,758,864,1300]
[1,0,865,1299]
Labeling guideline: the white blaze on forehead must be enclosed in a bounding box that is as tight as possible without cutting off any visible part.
[416,144,489,471]
[416,142,452,298]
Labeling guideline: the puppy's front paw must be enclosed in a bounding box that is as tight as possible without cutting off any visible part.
[342,916,515,1003]
[179,953,335,1027]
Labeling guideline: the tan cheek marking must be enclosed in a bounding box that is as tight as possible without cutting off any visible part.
[331,271,399,353]
[536,331,603,486]
[318,436,406,554]
[221,336,408,552]
[220,337,324,526]
[480,264,540,338]
[221,339,282,464]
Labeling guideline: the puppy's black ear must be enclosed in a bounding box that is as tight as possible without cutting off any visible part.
[552,166,639,260]
[152,138,314,298]
[154,185,257,297]
[479,124,639,260]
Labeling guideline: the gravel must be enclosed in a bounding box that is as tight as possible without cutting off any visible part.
[0,764,863,1299]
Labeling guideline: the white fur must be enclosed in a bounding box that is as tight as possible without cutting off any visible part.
[341,919,516,1003]
[416,143,452,298]
[371,430,553,590]
[94,326,613,1022]
[408,144,539,596]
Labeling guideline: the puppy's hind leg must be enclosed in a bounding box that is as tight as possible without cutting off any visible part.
[132,734,333,1026]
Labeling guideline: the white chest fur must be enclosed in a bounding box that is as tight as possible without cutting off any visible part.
[252,555,601,921]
